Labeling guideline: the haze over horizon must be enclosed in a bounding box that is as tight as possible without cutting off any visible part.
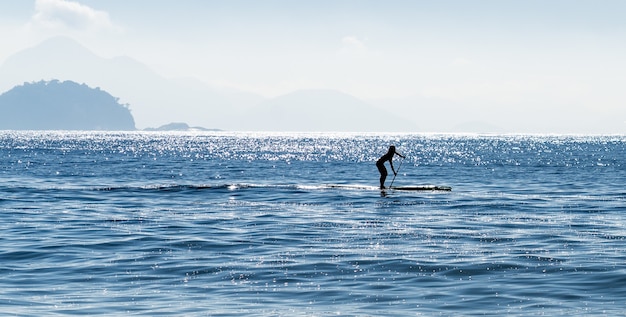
[1,0,625,133]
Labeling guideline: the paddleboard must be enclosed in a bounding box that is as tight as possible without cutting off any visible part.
[388,185,451,191]
[326,184,380,191]
[326,184,452,191]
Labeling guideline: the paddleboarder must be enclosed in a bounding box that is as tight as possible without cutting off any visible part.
[376,145,405,189]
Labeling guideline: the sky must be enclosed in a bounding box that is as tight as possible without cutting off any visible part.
[1,0,625,133]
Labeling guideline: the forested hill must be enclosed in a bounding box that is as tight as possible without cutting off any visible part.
[0,80,135,130]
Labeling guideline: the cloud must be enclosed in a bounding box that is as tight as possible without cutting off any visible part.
[342,36,367,50]
[338,36,371,57]
[30,0,119,32]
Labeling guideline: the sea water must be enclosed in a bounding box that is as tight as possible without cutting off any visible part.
[1,131,625,316]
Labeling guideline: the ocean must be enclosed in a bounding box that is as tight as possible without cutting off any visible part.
[1,131,625,316]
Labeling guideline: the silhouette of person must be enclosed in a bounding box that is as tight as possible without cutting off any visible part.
[376,145,405,189]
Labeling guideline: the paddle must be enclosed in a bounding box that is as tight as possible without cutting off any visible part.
[389,156,404,188]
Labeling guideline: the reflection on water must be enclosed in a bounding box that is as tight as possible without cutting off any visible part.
[1,132,625,315]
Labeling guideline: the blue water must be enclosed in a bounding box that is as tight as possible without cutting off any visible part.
[1,131,625,316]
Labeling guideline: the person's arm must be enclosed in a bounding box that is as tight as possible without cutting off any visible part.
[390,159,396,175]
[395,151,405,159]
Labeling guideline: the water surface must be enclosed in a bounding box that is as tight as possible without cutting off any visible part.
[1,131,625,315]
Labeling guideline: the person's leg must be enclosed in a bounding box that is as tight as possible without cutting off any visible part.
[377,163,387,189]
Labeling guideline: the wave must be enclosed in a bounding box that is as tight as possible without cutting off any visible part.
[0,182,382,193]
[98,183,385,192]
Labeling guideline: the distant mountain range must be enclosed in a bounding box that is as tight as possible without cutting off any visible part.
[246,89,416,132]
[0,36,416,132]
[0,37,258,130]
[1,36,624,133]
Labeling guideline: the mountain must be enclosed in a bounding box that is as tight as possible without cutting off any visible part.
[143,122,221,131]
[0,37,427,132]
[0,80,135,130]
[368,95,509,133]
[244,89,417,132]
[0,36,262,130]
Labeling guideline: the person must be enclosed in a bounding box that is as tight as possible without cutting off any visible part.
[376,145,405,189]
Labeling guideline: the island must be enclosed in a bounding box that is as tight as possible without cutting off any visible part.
[0,80,136,130]
[143,122,221,132]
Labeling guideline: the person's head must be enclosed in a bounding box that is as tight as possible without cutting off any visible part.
[388,145,396,153]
